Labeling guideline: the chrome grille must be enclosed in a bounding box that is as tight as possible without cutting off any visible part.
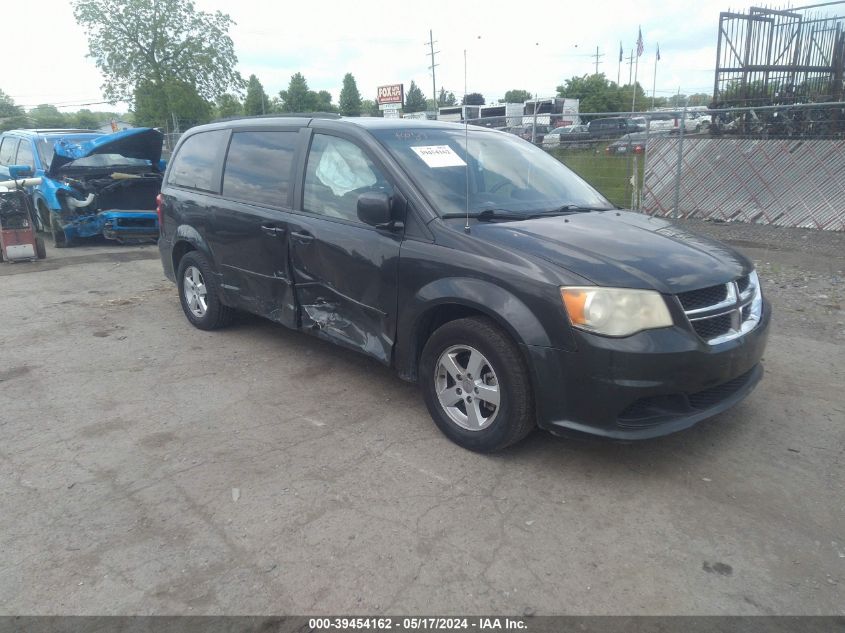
[678,271,763,345]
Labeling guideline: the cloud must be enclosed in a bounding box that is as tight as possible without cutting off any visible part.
[4,0,763,112]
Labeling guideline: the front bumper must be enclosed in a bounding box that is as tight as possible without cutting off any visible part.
[526,298,771,440]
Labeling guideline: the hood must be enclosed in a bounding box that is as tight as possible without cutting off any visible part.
[48,127,164,176]
[468,211,752,294]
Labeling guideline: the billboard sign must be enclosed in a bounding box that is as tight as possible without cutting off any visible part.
[377,84,404,106]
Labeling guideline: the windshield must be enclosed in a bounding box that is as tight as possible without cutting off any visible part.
[36,135,98,166]
[372,127,612,217]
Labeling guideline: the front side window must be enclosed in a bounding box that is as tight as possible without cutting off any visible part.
[0,138,19,165]
[168,130,228,192]
[303,134,393,222]
[222,131,298,207]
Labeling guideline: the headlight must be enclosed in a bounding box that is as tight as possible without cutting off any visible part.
[560,286,673,337]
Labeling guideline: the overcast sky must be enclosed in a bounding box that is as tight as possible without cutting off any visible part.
[5,0,776,112]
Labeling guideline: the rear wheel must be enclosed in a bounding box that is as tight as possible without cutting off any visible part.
[35,237,46,259]
[176,251,234,330]
[420,316,535,452]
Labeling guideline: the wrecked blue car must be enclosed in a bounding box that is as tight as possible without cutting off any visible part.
[0,127,163,246]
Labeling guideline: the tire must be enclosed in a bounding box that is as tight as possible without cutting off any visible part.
[37,202,50,234]
[35,237,46,259]
[176,250,234,330]
[420,316,535,452]
[50,214,68,248]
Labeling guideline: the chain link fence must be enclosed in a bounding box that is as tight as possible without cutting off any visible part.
[466,102,845,231]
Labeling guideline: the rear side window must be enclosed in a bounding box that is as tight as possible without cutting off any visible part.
[168,130,228,192]
[0,137,19,165]
[15,142,35,169]
[222,131,298,207]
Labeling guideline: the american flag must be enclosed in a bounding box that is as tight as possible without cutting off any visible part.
[636,27,644,57]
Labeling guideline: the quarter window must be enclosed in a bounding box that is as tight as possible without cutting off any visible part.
[0,137,19,166]
[168,130,228,192]
[303,134,393,223]
[222,131,297,207]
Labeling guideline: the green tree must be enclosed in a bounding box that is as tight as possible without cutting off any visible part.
[30,104,67,128]
[687,93,711,107]
[134,78,211,128]
[279,72,317,112]
[502,89,531,103]
[215,93,242,119]
[338,73,362,116]
[73,109,101,129]
[437,87,457,107]
[315,90,337,112]
[620,82,647,111]
[404,81,427,113]
[556,74,624,113]
[461,92,485,106]
[243,74,269,115]
[0,89,27,131]
[72,0,242,109]
[361,99,381,117]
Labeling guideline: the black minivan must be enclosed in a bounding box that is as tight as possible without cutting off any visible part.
[158,115,770,452]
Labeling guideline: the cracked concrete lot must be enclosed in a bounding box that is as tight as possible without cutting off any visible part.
[0,228,843,615]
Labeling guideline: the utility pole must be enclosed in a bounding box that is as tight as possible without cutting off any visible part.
[426,30,440,115]
[626,50,635,86]
[592,46,604,75]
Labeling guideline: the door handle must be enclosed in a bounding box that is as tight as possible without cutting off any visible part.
[261,224,286,237]
[290,231,314,244]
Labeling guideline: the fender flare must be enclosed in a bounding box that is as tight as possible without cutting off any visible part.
[395,277,553,381]
[171,224,215,273]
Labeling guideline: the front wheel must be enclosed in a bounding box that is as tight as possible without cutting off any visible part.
[35,237,46,259]
[420,316,535,452]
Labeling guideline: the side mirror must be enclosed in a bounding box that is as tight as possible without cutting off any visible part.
[7,165,33,180]
[357,192,392,228]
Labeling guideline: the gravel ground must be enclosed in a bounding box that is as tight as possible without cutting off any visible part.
[0,222,842,616]
[676,219,845,343]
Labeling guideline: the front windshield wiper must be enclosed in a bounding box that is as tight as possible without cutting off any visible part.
[440,205,611,222]
[530,204,611,217]
[440,209,529,222]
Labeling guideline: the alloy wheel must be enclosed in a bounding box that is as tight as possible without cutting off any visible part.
[434,345,500,431]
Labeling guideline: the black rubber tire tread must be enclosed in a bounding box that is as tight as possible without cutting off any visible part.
[420,316,535,452]
[176,250,234,330]
[35,237,46,259]
[37,202,50,234]
[50,214,67,248]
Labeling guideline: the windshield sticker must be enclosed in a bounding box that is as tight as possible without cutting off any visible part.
[410,145,467,168]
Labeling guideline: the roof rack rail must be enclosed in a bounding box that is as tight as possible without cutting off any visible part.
[214,112,342,123]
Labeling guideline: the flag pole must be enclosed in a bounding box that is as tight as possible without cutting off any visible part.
[651,45,659,110]
[632,26,642,113]
[632,55,639,112]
